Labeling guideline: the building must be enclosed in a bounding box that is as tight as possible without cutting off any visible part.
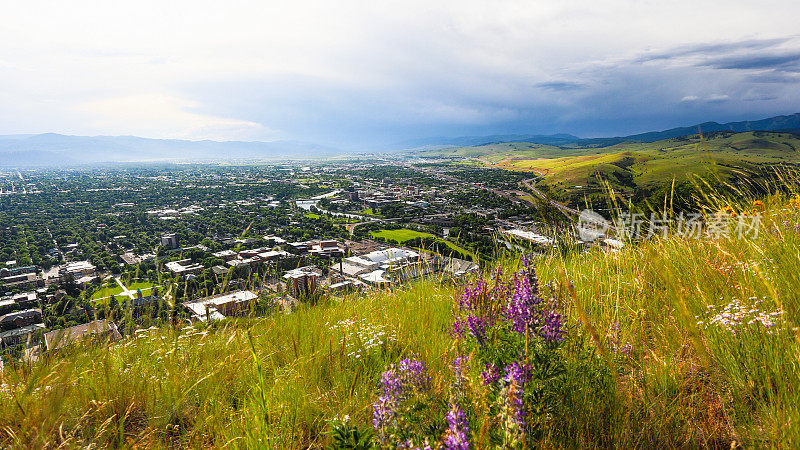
[264,235,287,246]
[182,290,259,322]
[501,229,555,246]
[0,265,37,278]
[43,320,122,351]
[0,308,43,331]
[0,323,45,347]
[283,266,322,298]
[11,291,38,308]
[60,261,96,279]
[212,265,230,276]
[212,250,237,261]
[160,233,179,249]
[120,253,155,266]
[0,273,43,294]
[440,257,479,278]
[309,240,344,258]
[0,308,45,347]
[329,280,361,293]
[335,248,421,287]
[165,259,204,277]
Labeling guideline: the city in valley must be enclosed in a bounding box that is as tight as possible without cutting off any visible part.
[0,159,579,357]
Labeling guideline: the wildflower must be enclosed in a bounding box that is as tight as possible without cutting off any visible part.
[373,359,432,441]
[789,194,800,207]
[453,355,470,384]
[443,403,470,450]
[481,363,500,386]
[497,361,530,445]
[541,310,565,342]
[752,200,764,209]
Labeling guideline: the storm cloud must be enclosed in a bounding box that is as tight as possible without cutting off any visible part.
[1,0,800,150]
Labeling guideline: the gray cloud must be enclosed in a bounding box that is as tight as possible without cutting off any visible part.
[535,81,586,91]
[747,72,800,83]
[636,37,791,63]
[702,52,800,70]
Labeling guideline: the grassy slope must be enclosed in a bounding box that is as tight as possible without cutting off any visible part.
[3,196,800,447]
[417,142,616,162]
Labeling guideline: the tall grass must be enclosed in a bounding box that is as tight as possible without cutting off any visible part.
[2,195,800,447]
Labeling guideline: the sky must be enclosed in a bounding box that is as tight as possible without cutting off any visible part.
[1,0,800,150]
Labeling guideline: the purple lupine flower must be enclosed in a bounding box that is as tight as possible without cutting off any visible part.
[444,403,470,450]
[451,320,467,338]
[540,310,565,342]
[397,359,431,393]
[466,315,486,341]
[372,394,395,430]
[504,270,542,335]
[459,279,485,310]
[373,359,431,436]
[497,361,530,445]
[481,363,500,386]
[453,355,470,381]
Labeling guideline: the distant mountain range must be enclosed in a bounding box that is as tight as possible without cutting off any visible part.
[2,113,799,166]
[395,133,581,149]
[0,134,340,166]
[403,112,800,150]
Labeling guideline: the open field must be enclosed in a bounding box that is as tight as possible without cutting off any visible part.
[370,228,475,260]
[369,229,434,242]
[91,280,156,303]
[89,283,125,301]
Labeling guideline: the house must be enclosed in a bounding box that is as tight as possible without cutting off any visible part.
[43,320,122,351]
[182,290,258,322]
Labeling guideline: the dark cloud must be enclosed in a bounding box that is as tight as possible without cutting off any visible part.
[535,81,585,91]
[636,37,791,63]
[747,71,800,83]
[702,52,800,70]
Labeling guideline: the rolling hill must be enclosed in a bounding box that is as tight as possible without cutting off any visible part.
[428,130,800,208]
[413,112,800,153]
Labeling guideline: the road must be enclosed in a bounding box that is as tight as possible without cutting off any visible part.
[520,178,581,217]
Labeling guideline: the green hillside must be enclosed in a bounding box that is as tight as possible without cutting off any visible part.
[424,131,800,207]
